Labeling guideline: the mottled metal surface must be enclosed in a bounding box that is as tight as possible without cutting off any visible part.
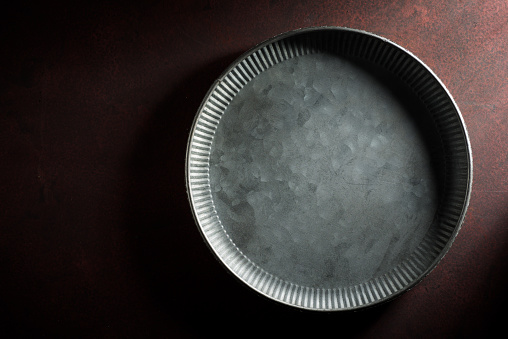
[210,53,438,287]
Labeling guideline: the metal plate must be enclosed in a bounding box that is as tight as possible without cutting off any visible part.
[186,27,472,310]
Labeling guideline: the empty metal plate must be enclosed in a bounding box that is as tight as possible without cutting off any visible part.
[186,27,472,310]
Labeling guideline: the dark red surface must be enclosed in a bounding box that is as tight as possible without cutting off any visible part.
[1,1,507,337]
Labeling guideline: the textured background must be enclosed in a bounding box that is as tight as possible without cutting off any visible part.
[0,0,506,337]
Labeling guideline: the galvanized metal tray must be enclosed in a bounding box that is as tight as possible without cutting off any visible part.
[186,27,472,310]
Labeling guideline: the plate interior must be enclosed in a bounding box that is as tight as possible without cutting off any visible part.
[210,52,442,287]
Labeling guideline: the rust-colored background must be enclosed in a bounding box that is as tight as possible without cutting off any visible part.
[1,1,507,337]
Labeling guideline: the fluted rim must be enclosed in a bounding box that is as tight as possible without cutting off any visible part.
[185,27,473,311]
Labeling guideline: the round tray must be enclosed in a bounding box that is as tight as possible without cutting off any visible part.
[186,27,472,311]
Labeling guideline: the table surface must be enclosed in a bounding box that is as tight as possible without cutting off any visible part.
[1,1,506,337]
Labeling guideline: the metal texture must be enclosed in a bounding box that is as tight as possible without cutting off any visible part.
[186,27,472,311]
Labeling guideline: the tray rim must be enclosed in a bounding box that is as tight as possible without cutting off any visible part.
[185,26,473,311]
